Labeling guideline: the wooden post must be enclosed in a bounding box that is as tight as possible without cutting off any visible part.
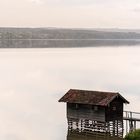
[126,111,128,134]
[134,121,136,130]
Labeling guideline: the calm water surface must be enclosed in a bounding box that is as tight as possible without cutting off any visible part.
[0,46,140,140]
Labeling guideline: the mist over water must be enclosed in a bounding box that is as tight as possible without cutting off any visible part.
[0,47,140,140]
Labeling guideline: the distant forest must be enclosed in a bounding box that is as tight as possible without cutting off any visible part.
[0,28,140,48]
[1,27,140,39]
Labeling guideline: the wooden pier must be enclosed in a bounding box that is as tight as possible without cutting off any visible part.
[68,118,124,138]
[123,111,140,134]
[67,111,140,138]
[67,129,123,140]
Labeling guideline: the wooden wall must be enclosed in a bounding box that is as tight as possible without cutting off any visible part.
[105,97,123,122]
[67,103,105,122]
[67,97,124,123]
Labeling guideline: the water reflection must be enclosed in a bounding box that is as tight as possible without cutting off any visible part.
[1,39,140,48]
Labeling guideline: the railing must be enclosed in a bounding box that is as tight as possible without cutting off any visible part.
[123,111,140,134]
[123,111,140,121]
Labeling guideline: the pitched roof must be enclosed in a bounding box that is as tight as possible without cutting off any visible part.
[59,89,129,106]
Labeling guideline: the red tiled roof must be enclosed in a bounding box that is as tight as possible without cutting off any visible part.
[59,89,129,106]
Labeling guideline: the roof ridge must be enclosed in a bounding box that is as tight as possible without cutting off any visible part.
[70,89,119,94]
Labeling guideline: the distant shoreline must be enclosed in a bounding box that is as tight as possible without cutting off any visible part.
[1,39,140,40]
[1,28,140,47]
[0,39,140,48]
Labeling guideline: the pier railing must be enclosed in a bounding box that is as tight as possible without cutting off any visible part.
[123,111,140,133]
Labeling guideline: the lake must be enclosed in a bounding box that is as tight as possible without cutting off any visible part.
[0,46,140,140]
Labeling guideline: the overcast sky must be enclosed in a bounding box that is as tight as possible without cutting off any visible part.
[1,0,140,28]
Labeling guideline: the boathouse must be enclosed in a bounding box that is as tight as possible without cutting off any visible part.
[59,89,129,137]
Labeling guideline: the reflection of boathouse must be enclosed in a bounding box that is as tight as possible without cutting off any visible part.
[59,89,129,138]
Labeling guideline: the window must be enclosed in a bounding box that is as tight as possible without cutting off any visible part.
[76,104,79,109]
[94,106,98,111]
[92,106,98,111]
[112,106,116,111]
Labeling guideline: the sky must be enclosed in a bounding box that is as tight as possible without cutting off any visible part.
[0,0,140,28]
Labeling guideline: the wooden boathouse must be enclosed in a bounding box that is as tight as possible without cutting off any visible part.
[59,89,129,138]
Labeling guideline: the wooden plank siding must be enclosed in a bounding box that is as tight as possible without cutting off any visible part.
[105,97,123,121]
[67,103,105,122]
